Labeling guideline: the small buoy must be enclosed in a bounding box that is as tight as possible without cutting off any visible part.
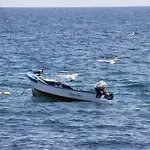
[3,92,11,95]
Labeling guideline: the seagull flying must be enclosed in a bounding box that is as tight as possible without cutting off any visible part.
[57,73,79,80]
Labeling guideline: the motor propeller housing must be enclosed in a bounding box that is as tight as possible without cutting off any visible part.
[104,92,114,100]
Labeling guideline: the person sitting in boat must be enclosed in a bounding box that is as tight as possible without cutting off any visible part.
[94,80,108,98]
[33,68,43,76]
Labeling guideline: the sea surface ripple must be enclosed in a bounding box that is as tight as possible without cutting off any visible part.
[0,7,150,150]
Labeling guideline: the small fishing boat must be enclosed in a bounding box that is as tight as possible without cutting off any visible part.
[26,71,114,102]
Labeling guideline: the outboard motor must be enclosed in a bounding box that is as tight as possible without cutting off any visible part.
[94,80,114,100]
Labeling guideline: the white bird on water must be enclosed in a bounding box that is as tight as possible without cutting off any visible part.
[97,55,121,64]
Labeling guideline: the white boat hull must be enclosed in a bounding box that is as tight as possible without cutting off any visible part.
[26,72,100,102]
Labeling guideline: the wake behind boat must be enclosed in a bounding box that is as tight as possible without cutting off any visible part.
[26,70,114,102]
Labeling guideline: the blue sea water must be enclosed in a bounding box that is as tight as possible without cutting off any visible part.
[0,7,150,150]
